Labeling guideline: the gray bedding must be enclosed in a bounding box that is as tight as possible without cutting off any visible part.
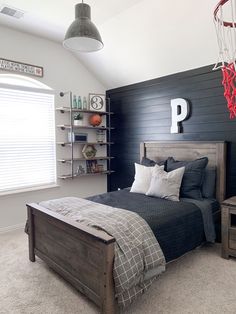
[88,189,220,262]
[39,197,166,308]
[181,198,217,243]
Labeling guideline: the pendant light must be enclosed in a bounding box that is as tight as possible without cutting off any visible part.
[63,1,103,53]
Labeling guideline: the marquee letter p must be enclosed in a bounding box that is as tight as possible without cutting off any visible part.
[170,98,190,133]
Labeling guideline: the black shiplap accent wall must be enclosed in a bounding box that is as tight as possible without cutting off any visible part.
[107,64,236,197]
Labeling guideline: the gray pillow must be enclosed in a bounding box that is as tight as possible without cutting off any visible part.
[141,157,166,168]
[146,166,185,201]
[202,167,216,199]
[166,157,208,200]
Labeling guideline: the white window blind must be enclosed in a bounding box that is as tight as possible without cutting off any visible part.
[0,84,56,194]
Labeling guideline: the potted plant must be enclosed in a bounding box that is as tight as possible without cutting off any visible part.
[73,113,83,126]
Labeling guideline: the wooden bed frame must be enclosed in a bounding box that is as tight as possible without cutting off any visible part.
[27,141,226,314]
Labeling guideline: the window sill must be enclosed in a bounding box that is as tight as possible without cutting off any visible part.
[0,183,59,197]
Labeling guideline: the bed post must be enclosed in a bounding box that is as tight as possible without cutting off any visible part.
[216,142,227,202]
[140,142,145,162]
[27,205,35,262]
[101,242,118,314]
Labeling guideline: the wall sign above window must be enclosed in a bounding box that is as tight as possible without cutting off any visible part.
[0,58,43,77]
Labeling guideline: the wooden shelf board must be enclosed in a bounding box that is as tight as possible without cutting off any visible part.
[56,107,114,115]
[58,170,115,179]
[57,125,114,130]
[57,142,114,146]
[58,157,114,163]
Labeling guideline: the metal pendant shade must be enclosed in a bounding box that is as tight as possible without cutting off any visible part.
[63,2,103,52]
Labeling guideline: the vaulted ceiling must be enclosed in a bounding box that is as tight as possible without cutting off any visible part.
[0,0,219,89]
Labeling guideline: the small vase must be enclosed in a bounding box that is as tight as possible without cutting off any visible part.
[74,119,83,126]
[83,96,88,110]
[72,95,77,109]
[77,96,82,109]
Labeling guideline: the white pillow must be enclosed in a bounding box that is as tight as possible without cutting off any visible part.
[130,163,163,195]
[146,166,185,201]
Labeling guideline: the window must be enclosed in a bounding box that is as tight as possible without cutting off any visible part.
[0,74,56,194]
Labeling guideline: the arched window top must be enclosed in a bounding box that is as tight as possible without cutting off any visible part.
[0,74,52,90]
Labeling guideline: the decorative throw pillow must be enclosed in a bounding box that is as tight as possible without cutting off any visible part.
[166,157,208,200]
[130,163,163,195]
[146,166,185,201]
[141,157,166,168]
[202,167,216,199]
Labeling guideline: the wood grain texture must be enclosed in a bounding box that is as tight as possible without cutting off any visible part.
[221,205,230,259]
[27,206,35,262]
[107,64,236,197]
[27,203,117,314]
[140,141,226,202]
[222,196,236,207]
[229,228,236,250]
[221,197,236,259]
[101,242,117,314]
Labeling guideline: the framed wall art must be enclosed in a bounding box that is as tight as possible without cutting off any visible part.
[89,93,106,112]
[82,144,97,159]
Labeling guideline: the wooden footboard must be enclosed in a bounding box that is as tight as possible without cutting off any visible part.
[27,203,117,314]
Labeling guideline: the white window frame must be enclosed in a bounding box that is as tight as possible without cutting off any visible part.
[0,74,57,195]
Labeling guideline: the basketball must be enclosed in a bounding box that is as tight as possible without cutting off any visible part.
[89,114,102,126]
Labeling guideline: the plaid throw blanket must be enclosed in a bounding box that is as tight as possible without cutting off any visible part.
[39,197,166,307]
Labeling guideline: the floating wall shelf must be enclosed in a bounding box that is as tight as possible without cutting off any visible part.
[57,91,114,179]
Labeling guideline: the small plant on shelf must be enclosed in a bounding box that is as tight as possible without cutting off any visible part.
[73,113,83,126]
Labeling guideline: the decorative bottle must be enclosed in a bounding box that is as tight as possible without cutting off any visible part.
[72,95,77,109]
[77,96,82,109]
[83,96,88,110]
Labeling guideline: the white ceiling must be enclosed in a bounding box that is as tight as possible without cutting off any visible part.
[0,0,143,41]
[0,0,219,89]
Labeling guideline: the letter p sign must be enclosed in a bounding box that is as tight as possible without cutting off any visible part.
[170,98,190,133]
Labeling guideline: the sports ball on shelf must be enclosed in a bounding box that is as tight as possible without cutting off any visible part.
[89,114,102,127]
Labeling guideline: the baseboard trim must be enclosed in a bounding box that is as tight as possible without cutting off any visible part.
[0,223,25,234]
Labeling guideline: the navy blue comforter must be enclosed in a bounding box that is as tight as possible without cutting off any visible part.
[87,189,219,262]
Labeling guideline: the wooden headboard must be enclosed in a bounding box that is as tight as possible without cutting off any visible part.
[140,141,227,202]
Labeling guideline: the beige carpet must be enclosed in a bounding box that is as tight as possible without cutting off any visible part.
[1,230,236,314]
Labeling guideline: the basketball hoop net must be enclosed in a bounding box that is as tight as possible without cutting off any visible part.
[213,0,236,119]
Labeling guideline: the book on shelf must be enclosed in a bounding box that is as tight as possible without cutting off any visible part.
[86,160,104,173]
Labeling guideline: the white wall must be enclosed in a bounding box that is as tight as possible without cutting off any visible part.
[77,0,219,89]
[0,25,107,231]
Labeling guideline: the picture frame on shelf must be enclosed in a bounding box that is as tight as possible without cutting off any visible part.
[82,144,97,159]
[68,132,88,143]
[77,164,86,175]
[89,93,106,112]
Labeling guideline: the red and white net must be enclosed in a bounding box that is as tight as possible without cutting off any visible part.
[214,0,236,118]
